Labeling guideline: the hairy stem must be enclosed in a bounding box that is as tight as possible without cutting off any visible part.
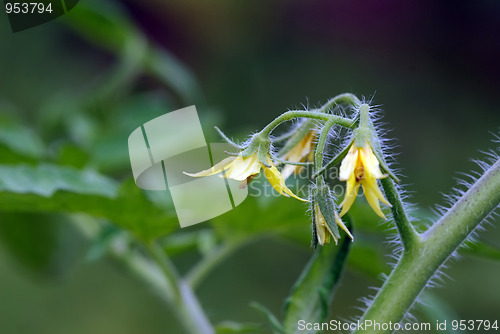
[356,159,500,334]
[260,94,360,137]
[380,178,420,251]
[314,119,335,170]
[260,111,353,137]
[317,93,361,112]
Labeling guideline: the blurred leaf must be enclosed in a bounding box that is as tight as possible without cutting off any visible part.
[211,182,311,242]
[0,115,44,160]
[417,293,461,334]
[91,93,174,172]
[56,144,90,168]
[282,229,351,334]
[251,302,284,334]
[0,164,177,240]
[144,47,203,103]
[215,321,262,333]
[0,164,117,197]
[64,0,202,103]
[348,234,389,278]
[0,212,86,278]
[463,240,500,261]
[85,223,123,262]
[161,229,216,257]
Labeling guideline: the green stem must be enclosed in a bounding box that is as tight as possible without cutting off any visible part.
[314,119,336,170]
[317,93,361,112]
[260,94,360,137]
[260,111,353,137]
[144,242,215,334]
[356,159,500,334]
[380,178,420,251]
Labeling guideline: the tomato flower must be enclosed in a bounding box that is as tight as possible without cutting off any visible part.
[339,142,391,218]
[185,152,308,202]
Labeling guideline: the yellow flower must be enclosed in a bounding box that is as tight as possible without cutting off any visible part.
[280,130,316,180]
[339,143,391,218]
[314,203,353,245]
[184,152,308,202]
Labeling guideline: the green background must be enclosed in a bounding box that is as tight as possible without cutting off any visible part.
[0,0,499,333]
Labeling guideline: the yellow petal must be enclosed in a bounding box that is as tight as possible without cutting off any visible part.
[363,182,386,219]
[362,173,391,207]
[315,203,335,245]
[339,145,358,181]
[263,158,309,202]
[340,173,361,217]
[183,156,236,177]
[359,145,385,179]
[224,154,262,181]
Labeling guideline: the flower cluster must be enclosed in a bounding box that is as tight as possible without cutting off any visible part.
[185,103,394,247]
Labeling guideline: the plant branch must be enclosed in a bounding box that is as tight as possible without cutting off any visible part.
[355,159,500,334]
[316,93,361,113]
[259,94,360,137]
[314,119,336,170]
[380,178,420,251]
[143,242,215,334]
[260,111,353,137]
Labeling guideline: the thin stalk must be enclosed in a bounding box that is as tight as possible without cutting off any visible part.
[144,242,215,334]
[260,111,353,137]
[355,159,500,334]
[260,94,360,137]
[315,119,336,170]
[380,178,420,251]
[317,93,361,112]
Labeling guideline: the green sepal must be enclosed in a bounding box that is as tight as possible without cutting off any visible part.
[214,126,242,149]
[353,103,400,183]
[368,127,400,183]
[315,176,340,239]
[310,198,319,250]
[271,155,313,166]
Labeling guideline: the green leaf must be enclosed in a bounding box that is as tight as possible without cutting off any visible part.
[463,240,500,261]
[0,164,178,240]
[348,234,390,278]
[282,226,352,334]
[161,229,216,257]
[0,212,86,278]
[0,164,117,197]
[0,115,44,160]
[64,0,202,103]
[417,293,461,334]
[211,184,311,242]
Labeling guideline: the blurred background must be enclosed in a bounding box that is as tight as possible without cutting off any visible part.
[1,0,500,333]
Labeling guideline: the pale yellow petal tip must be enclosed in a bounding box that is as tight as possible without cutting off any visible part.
[287,188,310,202]
[292,194,310,203]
